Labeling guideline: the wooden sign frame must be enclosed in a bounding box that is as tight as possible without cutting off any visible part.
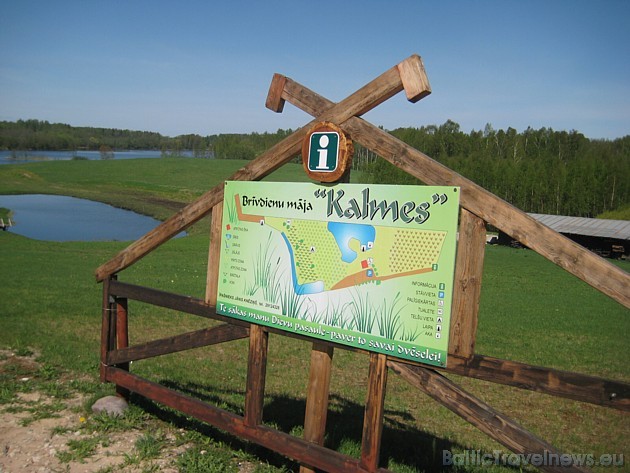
[96,54,629,473]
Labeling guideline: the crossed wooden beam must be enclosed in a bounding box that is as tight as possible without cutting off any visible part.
[95,55,628,312]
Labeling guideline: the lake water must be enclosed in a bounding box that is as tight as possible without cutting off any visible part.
[0,194,176,242]
[0,149,200,165]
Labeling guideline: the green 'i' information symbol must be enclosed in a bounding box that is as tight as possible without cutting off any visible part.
[308,132,339,172]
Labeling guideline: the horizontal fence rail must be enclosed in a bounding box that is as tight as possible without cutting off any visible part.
[106,280,629,411]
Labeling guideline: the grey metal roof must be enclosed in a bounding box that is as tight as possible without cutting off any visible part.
[529,213,630,241]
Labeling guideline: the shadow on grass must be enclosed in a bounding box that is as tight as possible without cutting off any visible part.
[128,378,475,472]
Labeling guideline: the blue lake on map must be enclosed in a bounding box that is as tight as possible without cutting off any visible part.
[327,221,376,263]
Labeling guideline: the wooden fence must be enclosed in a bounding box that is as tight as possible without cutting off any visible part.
[96,55,629,473]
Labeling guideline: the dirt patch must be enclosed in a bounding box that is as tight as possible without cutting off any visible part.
[2,405,131,473]
[0,350,267,473]
[0,350,183,473]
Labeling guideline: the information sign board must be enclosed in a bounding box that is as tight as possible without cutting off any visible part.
[217,181,460,367]
[301,122,353,182]
[307,131,339,172]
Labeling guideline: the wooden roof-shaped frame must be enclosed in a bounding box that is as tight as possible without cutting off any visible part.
[96,54,629,473]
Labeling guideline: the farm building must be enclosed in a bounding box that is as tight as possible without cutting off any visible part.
[496,213,630,259]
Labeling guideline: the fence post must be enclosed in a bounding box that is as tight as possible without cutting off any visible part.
[100,276,113,382]
[300,342,334,473]
[449,208,486,359]
[206,201,224,306]
[360,353,388,471]
[115,297,130,400]
[244,325,268,426]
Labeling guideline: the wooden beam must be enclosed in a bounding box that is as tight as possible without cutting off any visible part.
[115,297,130,399]
[443,354,630,411]
[301,342,334,473]
[109,279,209,314]
[396,55,431,103]
[106,323,249,365]
[388,361,593,473]
[100,277,113,382]
[361,353,388,472]
[275,76,630,308]
[95,55,425,282]
[244,325,269,427]
[116,297,129,354]
[104,366,389,473]
[449,209,486,359]
[206,202,223,306]
[266,73,287,113]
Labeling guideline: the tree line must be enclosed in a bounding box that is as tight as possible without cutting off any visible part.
[0,119,293,159]
[0,119,171,151]
[362,121,629,218]
[1,119,628,218]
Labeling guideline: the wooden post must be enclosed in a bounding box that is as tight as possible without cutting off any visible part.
[206,201,224,306]
[100,277,113,382]
[449,208,486,359]
[360,353,388,472]
[115,298,129,352]
[244,324,268,426]
[106,280,118,380]
[300,342,334,473]
[115,297,130,400]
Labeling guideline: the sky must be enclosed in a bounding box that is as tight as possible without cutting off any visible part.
[1,0,629,140]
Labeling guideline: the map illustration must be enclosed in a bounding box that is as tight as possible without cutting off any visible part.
[217,181,459,367]
[235,195,447,295]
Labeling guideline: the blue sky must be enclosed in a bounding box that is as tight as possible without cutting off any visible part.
[1,0,629,139]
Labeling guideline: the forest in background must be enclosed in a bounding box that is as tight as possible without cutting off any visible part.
[369,121,629,219]
[1,119,628,218]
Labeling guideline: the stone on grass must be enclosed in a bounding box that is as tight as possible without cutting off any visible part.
[91,396,129,417]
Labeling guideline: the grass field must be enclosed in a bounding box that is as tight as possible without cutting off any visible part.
[0,158,628,472]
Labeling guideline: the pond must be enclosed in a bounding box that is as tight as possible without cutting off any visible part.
[0,149,204,165]
[0,194,180,242]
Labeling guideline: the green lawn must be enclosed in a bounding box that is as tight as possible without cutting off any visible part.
[0,158,628,472]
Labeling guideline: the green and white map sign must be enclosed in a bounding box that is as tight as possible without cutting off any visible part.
[217,181,460,367]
